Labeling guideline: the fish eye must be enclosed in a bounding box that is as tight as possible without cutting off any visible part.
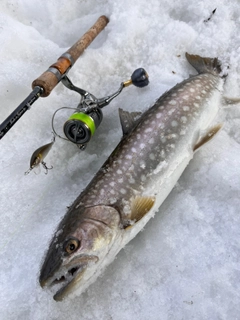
[64,238,80,254]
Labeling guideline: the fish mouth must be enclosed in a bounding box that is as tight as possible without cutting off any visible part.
[40,255,99,301]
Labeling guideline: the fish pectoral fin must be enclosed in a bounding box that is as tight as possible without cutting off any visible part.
[130,196,155,222]
[119,108,142,136]
[193,123,223,152]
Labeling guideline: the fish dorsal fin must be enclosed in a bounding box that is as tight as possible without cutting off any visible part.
[119,108,142,136]
[193,124,223,152]
[130,196,155,222]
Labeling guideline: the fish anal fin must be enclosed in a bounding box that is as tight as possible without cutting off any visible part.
[119,108,142,136]
[130,196,155,223]
[193,124,223,152]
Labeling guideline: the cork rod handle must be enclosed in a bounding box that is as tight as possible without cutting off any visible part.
[32,15,109,97]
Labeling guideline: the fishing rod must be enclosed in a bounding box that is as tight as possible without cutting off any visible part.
[0,15,109,139]
[0,15,149,174]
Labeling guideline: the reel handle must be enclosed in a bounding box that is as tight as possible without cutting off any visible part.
[32,15,109,97]
[131,68,149,87]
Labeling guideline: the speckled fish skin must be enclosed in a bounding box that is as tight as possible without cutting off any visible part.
[40,53,224,301]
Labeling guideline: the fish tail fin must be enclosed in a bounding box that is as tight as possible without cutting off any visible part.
[185,52,222,76]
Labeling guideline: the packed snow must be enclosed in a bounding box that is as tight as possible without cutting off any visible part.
[1,0,240,319]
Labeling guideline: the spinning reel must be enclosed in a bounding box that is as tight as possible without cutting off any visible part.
[52,68,149,150]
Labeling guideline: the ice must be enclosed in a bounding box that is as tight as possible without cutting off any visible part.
[1,0,240,319]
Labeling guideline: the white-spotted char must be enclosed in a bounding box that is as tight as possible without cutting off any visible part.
[39,53,225,301]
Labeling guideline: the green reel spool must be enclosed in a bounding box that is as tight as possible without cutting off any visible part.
[63,109,103,145]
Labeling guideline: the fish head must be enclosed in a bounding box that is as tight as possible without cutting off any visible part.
[39,205,121,301]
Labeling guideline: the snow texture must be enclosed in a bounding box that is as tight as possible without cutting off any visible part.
[1,0,240,319]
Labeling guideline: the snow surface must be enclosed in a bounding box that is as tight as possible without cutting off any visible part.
[1,0,240,319]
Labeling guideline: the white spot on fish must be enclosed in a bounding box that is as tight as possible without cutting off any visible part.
[145,127,153,133]
[137,134,141,140]
[149,153,155,160]
[141,175,146,182]
[183,95,189,100]
[126,154,132,160]
[140,162,146,169]
[161,136,166,143]
[117,169,122,175]
[160,150,165,158]
[156,113,162,119]
[194,102,199,108]
[167,133,178,140]
[168,109,175,116]
[123,205,131,215]
[120,188,127,194]
[169,100,177,105]
[110,189,115,195]
[105,173,111,177]
[129,177,135,184]
[129,164,134,171]
[149,138,154,144]
[190,88,195,93]
[159,123,165,129]
[181,116,187,124]
[140,143,146,149]
[183,106,190,111]
[179,128,186,136]
[118,178,123,183]
[109,198,117,204]
[131,147,137,153]
[196,96,201,100]
[171,120,178,127]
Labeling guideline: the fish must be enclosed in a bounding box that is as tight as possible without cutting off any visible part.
[39,53,225,301]
[25,136,55,175]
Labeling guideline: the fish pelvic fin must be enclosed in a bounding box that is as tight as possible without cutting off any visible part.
[193,123,223,152]
[185,52,222,76]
